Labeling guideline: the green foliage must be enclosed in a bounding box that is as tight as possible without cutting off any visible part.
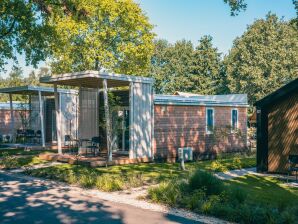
[188,170,225,195]
[190,35,223,95]
[50,0,155,75]
[95,174,124,191]
[0,152,19,169]
[148,171,298,224]
[150,37,223,95]
[225,13,298,104]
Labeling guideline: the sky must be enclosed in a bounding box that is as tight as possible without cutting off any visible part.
[2,0,296,77]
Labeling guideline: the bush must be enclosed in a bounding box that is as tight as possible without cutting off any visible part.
[0,152,19,169]
[188,170,225,195]
[148,180,182,206]
[126,173,144,188]
[210,160,227,172]
[227,186,247,204]
[79,173,96,188]
[95,174,124,192]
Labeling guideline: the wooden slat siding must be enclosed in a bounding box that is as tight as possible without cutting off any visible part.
[153,105,247,160]
[0,109,27,135]
[267,91,298,173]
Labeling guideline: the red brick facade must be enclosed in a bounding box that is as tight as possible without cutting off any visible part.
[153,105,247,160]
[0,110,26,135]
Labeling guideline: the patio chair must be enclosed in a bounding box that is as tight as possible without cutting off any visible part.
[288,155,298,182]
[86,136,100,157]
[16,129,26,143]
[35,130,42,144]
[25,129,35,143]
[65,135,79,154]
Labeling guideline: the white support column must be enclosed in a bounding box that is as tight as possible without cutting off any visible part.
[38,91,45,148]
[54,85,62,154]
[129,82,134,159]
[9,94,14,142]
[103,79,112,162]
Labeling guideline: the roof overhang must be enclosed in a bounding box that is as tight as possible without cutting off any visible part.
[40,70,154,88]
[154,94,249,107]
[0,85,78,96]
[255,78,298,108]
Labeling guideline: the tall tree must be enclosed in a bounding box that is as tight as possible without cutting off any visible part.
[150,40,194,94]
[50,0,155,75]
[190,36,222,95]
[0,0,251,75]
[225,13,298,104]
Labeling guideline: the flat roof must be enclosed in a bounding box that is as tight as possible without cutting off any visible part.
[40,70,154,88]
[154,94,248,107]
[0,85,78,96]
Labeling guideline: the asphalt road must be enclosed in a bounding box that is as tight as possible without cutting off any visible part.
[0,172,200,224]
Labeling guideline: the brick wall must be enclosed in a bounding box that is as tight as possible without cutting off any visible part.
[0,109,27,135]
[153,105,247,160]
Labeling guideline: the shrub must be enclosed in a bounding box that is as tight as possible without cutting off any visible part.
[95,174,124,192]
[0,152,19,169]
[200,195,221,214]
[231,157,242,169]
[183,189,206,210]
[79,173,96,188]
[210,160,227,172]
[188,170,225,195]
[228,186,247,204]
[126,173,144,188]
[148,180,182,206]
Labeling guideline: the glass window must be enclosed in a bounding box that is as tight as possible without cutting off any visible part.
[206,108,214,133]
[231,109,238,130]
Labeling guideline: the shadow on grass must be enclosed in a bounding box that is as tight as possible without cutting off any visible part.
[225,174,298,207]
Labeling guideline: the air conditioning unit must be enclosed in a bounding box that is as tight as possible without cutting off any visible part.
[178,147,193,161]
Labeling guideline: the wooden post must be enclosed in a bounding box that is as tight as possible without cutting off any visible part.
[103,79,112,162]
[54,85,62,154]
[38,91,45,148]
[9,94,14,142]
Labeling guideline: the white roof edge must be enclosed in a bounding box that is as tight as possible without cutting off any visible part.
[0,85,78,94]
[40,70,154,84]
[154,94,248,106]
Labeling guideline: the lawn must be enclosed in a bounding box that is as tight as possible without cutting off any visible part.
[0,148,56,157]
[225,174,298,207]
[24,154,256,191]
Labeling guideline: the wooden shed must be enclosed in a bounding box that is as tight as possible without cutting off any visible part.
[255,78,298,173]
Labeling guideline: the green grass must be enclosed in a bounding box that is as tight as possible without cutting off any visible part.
[0,148,56,157]
[24,155,256,191]
[225,174,298,207]
[148,171,298,224]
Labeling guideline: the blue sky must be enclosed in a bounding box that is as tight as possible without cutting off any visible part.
[3,0,296,77]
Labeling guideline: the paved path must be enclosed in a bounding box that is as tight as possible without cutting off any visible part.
[0,172,209,224]
[214,167,257,180]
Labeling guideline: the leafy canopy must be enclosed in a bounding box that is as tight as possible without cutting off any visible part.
[225,13,298,104]
[50,0,155,75]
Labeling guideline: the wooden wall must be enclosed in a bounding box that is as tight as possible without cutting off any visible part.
[153,105,247,160]
[267,91,298,173]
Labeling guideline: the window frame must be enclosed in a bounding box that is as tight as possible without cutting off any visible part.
[206,107,215,134]
[231,108,239,132]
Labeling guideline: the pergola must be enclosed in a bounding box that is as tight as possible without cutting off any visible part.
[0,85,78,147]
[40,70,154,160]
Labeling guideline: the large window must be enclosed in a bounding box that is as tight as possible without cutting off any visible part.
[231,109,238,131]
[206,108,214,133]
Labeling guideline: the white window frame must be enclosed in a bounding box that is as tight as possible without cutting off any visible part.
[206,108,214,134]
[231,108,238,132]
